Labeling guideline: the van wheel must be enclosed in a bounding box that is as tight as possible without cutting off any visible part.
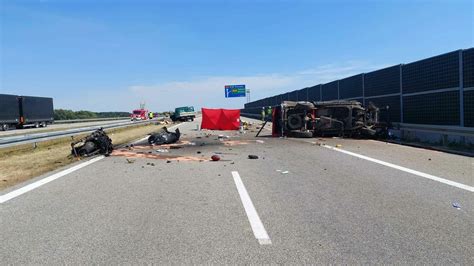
[1,124,8,131]
[41,122,47,127]
[287,114,303,130]
[34,122,40,128]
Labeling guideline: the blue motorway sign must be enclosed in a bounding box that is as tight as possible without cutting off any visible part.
[225,85,246,98]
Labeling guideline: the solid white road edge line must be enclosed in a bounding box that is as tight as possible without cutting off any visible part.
[231,171,272,245]
[0,156,105,204]
[322,144,474,193]
[0,122,186,204]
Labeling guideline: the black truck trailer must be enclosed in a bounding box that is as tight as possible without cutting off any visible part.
[0,94,54,131]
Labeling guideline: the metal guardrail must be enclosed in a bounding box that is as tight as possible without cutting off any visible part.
[397,123,474,137]
[0,118,164,149]
[54,117,130,124]
[241,113,262,120]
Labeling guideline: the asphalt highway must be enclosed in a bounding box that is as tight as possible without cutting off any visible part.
[1,118,472,264]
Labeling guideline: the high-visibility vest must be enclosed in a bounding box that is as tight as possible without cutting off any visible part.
[266,107,272,115]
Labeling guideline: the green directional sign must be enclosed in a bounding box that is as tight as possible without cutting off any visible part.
[225,85,246,98]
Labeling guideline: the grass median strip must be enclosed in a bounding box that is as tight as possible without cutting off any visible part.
[0,123,165,190]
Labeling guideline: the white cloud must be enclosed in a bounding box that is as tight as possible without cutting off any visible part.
[55,61,385,112]
[127,74,298,111]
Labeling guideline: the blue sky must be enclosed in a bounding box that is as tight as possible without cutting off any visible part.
[1,0,472,112]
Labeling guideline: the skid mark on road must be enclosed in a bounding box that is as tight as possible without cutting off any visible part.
[232,171,272,245]
[0,156,105,204]
[322,144,474,193]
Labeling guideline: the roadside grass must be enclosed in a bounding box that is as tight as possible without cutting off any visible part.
[0,123,165,190]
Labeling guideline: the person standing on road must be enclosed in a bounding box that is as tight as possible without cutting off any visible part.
[148,112,154,120]
[266,106,272,121]
[261,107,266,122]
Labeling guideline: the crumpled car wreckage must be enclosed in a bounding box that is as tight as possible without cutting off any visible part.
[148,127,181,145]
[71,128,113,157]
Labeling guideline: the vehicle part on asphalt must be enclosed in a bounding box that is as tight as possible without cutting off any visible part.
[148,127,181,145]
[211,155,221,161]
[71,128,113,157]
[248,155,259,159]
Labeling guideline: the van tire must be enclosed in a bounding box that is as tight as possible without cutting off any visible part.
[287,114,303,130]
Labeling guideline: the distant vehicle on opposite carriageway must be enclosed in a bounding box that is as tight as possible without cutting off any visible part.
[0,94,54,131]
[170,106,196,122]
[130,108,149,121]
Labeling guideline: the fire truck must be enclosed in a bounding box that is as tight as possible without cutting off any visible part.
[130,108,149,121]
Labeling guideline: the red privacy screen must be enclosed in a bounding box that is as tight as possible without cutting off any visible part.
[201,108,240,130]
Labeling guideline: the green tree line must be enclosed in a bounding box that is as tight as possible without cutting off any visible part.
[54,109,130,120]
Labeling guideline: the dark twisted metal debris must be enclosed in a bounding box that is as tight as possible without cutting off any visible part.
[148,127,181,145]
[71,128,113,157]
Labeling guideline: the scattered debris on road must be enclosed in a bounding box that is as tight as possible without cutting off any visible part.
[224,140,250,146]
[112,149,203,161]
[214,151,238,155]
[242,121,250,130]
[217,135,230,140]
[169,146,182,149]
[71,128,113,157]
[126,158,135,164]
[111,127,261,164]
[452,202,461,210]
